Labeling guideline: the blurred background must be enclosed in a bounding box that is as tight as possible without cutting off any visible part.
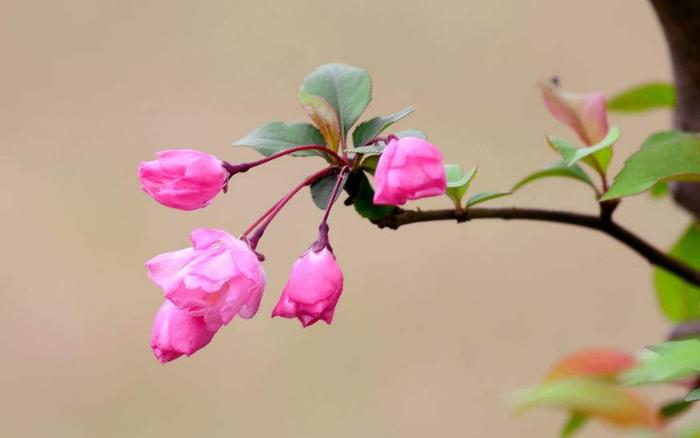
[0,0,691,436]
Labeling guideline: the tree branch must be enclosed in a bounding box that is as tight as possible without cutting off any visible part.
[372,206,700,288]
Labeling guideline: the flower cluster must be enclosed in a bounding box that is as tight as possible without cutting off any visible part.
[139,64,449,363]
[136,64,622,365]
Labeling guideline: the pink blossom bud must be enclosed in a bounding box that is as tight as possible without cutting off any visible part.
[272,246,343,327]
[150,300,216,363]
[373,137,447,206]
[540,80,609,146]
[138,149,228,210]
[146,228,265,331]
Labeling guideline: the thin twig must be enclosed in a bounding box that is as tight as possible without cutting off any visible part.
[371,206,700,288]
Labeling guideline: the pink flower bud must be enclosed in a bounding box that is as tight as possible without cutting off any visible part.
[272,246,343,327]
[373,137,447,206]
[540,80,609,146]
[150,300,216,363]
[145,228,265,331]
[138,149,228,211]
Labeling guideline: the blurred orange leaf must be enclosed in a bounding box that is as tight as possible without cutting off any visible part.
[546,348,637,382]
[514,377,660,430]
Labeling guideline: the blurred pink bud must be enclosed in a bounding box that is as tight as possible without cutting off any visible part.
[540,80,609,146]
[150,300,216,364]
[272,246,343,327]
[373,137,446,205]
[146,228,266,331]
[139,149,227,210]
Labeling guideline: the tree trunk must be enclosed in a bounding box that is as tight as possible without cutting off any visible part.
[649,0,700,217]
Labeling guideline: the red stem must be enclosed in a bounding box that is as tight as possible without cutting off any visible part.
[340,133,348,162]
[244,166,337,248]
[321,166,349,225]
[224,145,344,175]
[241,197,285,237]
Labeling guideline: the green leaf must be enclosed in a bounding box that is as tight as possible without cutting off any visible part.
[310,170,348,210]
[607,82,676,113]
[512,161,596,192]
[561,412,588,438]
[352,107,414,147]
[445,165,477,188]
[466,191,511,208]
[686,389,700,402]
[654,223,700,323]
[299,91,341,151]
[445,164,477,206]
[233,121,325,157]
[601,131,700,201]
[622,340,700,386]
[659,399,693,419]
[352,172,395,221]
[360,155,379,174]
[650,181,669,198]
[348,144,385,154]
[677,423,700,438]
[547,126,620,174]
[513,377,656,428]
[395,129,427,140]
[299,63,371,136]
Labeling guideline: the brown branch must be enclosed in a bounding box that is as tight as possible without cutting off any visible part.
[372,206,700,288]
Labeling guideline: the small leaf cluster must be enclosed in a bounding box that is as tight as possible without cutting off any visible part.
[233,64,418,218]
[234,63,508,220]
[514,81,700,438]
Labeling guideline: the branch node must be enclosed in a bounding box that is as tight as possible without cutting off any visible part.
[599,199,620,224]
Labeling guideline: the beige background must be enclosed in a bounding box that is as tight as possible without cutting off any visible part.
[0,0,693,436]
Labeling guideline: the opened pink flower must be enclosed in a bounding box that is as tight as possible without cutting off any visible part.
[150,300,216,364]
[373,137,446,206]
[146,228,265,331]
[139,149,228,210]
[541,80,609,146]
[272,246,343,327]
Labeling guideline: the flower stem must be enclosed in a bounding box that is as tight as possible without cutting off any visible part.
[320,166,349,226]
[312,222,330,252]
[240,197,286,237]
[309,166,349,252]
[244,166,338,249]
[223,145,344,176]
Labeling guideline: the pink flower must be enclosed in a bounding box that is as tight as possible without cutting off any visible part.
[146,228,265,331]
[272,246,343,327]
[139,149,228,210]
[541,80,609,146]
[150,300,216,364]
[373,137,447,205]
